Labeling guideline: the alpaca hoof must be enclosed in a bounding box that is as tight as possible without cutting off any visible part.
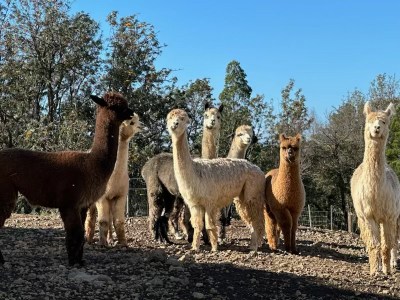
[174,232,184,240]
[247,251,258,258]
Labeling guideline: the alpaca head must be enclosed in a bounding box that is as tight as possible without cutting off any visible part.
[203,102,223,130]
[167,109,190,138]
[233,125,255,147]
[120,113,143,141]
[90,92,133,121]
[363,102,395,142]
[279,133,302,164]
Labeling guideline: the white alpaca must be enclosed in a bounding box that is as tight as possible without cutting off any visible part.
[219,125,256,242]
[167,109,265,252]
[350,102,400,275]
[85,114,142,246]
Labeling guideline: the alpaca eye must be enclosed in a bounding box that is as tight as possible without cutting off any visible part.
[217,116,220,119]
[282,147,286,150]
[130,122,134,125]
[382,121,386,124]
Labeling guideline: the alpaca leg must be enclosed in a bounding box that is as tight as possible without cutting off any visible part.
[205,209,218,251]
[169,196,184,240]
[381,221,396,274]
[84,204,97,243]
[111,197,128,246]
[0,185,18,264]
[181,204,194,243]
[146,183,165,241]
[290,212,300,254]
[189,205,205,251]
[264,204,279,251]
[235,196,265,252]
[59,208,85,266]
[219,204,232,243]
[274,208,293,253]
[96,198,111,246]
[363,218,380,275]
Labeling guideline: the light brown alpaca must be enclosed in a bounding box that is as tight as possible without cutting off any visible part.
[264,133,305,254]
[350,102,400,275]
[219,125,256,242]
[85,114,142,246]
[167,109,265,253]
[0,92,133,265]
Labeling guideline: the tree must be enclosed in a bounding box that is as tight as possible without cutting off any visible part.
[0,0,102,150]
[276,79,314,136]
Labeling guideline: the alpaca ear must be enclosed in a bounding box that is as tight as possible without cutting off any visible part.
[363,102,372,116]
[204,101,211,110]
[385,103,396,117]
[218,104,224,114]
[279,133,287,142]
[90,95,107,107]
[295,133,302,143]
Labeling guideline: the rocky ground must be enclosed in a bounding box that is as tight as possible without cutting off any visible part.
[0,213,400,300]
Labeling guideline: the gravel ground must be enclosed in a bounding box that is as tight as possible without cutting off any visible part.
[0,213,399,300]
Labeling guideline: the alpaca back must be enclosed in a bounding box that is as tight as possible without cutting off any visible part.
[0,149,106,209]
[186,158,265,205]
[141,153,180,196]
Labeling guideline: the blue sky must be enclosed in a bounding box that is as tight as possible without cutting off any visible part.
[70,0,400,120]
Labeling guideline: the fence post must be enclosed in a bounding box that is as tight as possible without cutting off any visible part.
[330,205,333,230]
[348,213,353,233]
[308,205,312,228]
[126,195,130,218]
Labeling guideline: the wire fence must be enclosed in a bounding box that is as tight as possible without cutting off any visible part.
[127,178,354,232]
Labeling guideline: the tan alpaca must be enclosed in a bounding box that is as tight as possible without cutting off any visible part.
[167,109,265,253]
[350,102,400,275]
[85,114,142,246]
[219,125,256,241]
[264,133,305,254]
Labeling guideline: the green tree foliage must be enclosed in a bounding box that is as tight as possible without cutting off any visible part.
[0,0,102,151]
[277,79,314,136]
[218,60,275,170]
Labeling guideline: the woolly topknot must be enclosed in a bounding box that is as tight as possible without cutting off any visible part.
[103,92,128,107]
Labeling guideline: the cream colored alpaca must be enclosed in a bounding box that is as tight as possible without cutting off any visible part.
[350,102,400,275]
[169,102,223,240]
[167,109,265,252]
[85,114,142,246]
[201,102,223,159]
[219,125,256,242]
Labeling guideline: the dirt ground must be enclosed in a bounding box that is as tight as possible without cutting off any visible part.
[0,213,399,300]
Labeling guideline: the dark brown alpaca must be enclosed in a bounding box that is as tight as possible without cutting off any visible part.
[264,133,305,254]
[0,92,133,266]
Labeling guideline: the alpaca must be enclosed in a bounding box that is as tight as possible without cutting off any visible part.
[350,102,400,275]
[141,102,223,243]
[167,108,265,252]
[0,92,134,266]
[264,133,305,254]
[85,113,142,246]
[219,125,257,242]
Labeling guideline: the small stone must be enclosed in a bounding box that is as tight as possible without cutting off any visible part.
[193,292,205,299]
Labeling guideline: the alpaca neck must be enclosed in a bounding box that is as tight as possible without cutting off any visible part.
[227,141,248,159]
[363,137,387,177]
[112,137,130,175]
[90,109,120,170]
[172,132,195,190]
[277,159,301,183]
[201,128,219,159]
